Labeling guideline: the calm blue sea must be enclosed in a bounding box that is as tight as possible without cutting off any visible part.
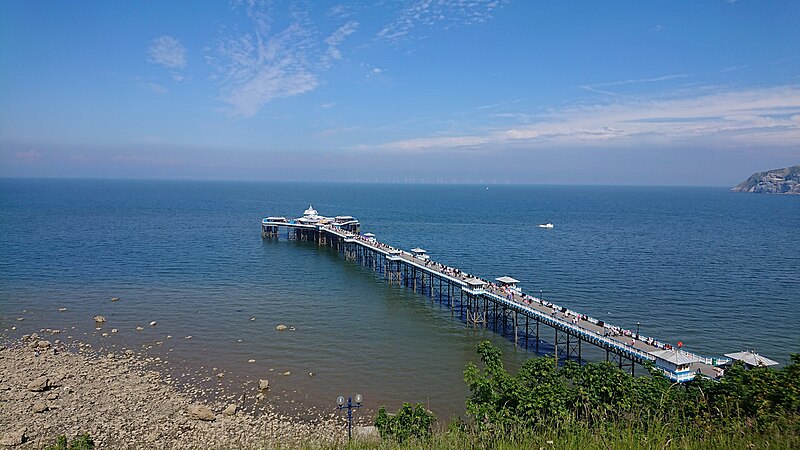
[1,179,798,418]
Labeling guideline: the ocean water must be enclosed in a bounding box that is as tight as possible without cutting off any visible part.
[1,179,798,418]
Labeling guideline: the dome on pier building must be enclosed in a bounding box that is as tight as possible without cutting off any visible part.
[303,205,318,217]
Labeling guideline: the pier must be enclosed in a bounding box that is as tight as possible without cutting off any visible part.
[262,206,733,382]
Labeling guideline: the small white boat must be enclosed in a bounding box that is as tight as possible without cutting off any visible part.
[538,222,554,229]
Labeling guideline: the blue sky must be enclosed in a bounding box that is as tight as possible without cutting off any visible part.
[1,0,799,184]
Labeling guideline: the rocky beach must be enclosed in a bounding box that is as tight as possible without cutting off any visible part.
[0,332,350,449]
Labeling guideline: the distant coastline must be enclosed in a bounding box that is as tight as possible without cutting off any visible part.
[731,165,800,194]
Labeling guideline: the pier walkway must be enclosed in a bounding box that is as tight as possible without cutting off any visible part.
[262,208,730,382]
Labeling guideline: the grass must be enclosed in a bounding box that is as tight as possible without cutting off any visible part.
[314,419,800,450]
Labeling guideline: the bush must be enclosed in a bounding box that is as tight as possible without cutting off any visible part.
[464,340,800,432]
[374,402,436,442]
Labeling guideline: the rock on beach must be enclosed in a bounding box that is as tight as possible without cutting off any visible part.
[26,376,49,392]
[188,404,215,421]
[32,401,48,413]
[1,337,341,448]
[0,428,26,446]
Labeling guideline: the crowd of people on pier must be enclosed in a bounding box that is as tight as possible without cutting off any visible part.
[326,224,680,355]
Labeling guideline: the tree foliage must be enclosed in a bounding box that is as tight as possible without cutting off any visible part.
[464,340,800,432]
[374,402,436,443]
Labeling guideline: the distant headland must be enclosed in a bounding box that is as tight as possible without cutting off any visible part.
[731,165,800,194]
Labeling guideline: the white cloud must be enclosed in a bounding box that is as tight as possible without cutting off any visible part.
[147,36,187,69]
[378,135,490,151]
[378,0,505,42]
[327,4,352,19]
[374,86,800,151]
[210,3,359,117]
[581,74,689,95]
[15,149,41,161]
[148,82,168,95]
[325,20,359,61]
[209,22,319,117]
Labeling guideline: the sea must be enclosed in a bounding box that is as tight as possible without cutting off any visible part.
[1,179,798,419]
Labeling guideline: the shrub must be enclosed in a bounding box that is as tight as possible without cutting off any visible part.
[374,402,436,442]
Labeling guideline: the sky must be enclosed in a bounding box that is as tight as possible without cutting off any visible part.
[1,0,799,185]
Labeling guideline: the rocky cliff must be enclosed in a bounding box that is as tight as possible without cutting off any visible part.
[731,165,800,194]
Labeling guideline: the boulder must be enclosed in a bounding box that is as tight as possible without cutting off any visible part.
[46,392,60,401]
[111,297,120,301]
[26,376,49,392]
[0,428,26,446]
[93,315,106,323]
[222,404,237,416]
[275,324,288,331]
[282,371,290,376]
[258,379,269,390]
[353,426,381,442]
[188,404,215,421]
[149,321,157,326]
[36,340,51,349]
[32,401,48,413]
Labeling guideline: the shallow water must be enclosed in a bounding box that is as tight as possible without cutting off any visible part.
[1,179,798,419]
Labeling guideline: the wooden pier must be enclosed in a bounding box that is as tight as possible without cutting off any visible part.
[262,208,731,382]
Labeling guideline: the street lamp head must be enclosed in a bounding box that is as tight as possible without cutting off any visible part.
[337,396,345,407]
[354,394,362,405]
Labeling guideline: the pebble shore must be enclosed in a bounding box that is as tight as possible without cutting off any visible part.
[0,335,345,449]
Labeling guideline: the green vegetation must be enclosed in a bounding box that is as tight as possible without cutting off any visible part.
[374,402,436,442]
[45,434,94,450]
[359,341,800,449]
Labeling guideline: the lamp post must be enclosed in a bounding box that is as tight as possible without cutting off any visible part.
[636,322,641,338]
[336,394,362,440]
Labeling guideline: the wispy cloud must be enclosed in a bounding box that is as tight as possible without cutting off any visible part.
[581,74,689,95]
[15,149,42,161]
[209,3,360,118]
[325,20,359,62]
[148,36,187,69]
[378,0,506,42]
[209,20,319,118]
[148,82,168,95]
[373,86,800,151]
[327,4,353,20]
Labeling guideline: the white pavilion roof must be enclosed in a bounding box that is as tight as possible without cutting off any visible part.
[410,248,427,254]
[303,205,318,216]
[464,278,487,287]
[495,276,520,285]
[724,351,779,367]
[649,349,701,365]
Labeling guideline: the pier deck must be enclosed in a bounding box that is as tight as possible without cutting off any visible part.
[262,209,730,382]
